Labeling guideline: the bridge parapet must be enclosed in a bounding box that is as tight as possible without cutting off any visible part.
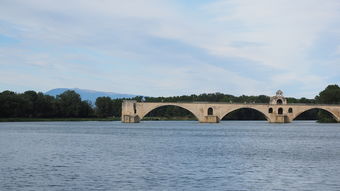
[121,101,340,123]
[122,91,340,124]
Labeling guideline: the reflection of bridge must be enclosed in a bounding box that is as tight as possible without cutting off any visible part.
[121,91,340,123]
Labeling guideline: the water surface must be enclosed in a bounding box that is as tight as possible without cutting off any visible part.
[1,121,340,190]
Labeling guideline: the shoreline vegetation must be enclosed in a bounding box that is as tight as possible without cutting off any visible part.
[0,117,193,122]
[0,117,337,123]
[0,117,120,122]
[0,84,339,123]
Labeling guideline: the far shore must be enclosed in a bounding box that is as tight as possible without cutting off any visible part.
[0,117,194,122]
[0,117,120,122]
[1,117,337,123]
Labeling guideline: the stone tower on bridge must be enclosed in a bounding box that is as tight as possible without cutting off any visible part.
[269,90,289,122]
[270,90,287,105]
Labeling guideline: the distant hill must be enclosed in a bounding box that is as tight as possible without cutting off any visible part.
[45,88,139,103]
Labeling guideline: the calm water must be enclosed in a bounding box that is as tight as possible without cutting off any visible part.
[1,121,340,191]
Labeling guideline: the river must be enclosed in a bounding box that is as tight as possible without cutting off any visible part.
[0,121,340,190]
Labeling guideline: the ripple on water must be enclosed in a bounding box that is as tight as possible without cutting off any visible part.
[0,121,340,190]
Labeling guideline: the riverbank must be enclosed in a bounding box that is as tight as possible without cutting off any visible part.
[0,117,120,122]
[0,117,191,122]
[0,117,337,123]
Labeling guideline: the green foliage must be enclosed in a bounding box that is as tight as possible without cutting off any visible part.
[142,93,270,103]
[1,84,339,121]
[57,90,83,117]
[317,110,337,123]
[95,97,114,117]
[0,117,119,122]
[286,97,315,104]
[0,91,24,117]
[0,90,94,118]
[315,84,340,104]
[112,99,123,118]
[314,85,340,122]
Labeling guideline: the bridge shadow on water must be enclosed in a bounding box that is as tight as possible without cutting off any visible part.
[143,105,196,121]
[222,108,266,121]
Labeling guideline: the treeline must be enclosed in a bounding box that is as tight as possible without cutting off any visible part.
[0,89,125,118]
[0,90,94,118]
[0,84,339,121]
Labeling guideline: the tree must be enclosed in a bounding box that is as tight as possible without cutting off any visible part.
[95,97,114,117]
[0,91,19,117]
[80,100,95,117]
[56,90,83,117]
[112,99,123,117]
[35,93,57,117]
[22,91,38,117]
[315,84,340,104]
[315,84,340,122]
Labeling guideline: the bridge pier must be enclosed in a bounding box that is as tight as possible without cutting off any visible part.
[122,115,140,123]
[121,100,141,123]
[201,116,220,123]
[270,115,290,123]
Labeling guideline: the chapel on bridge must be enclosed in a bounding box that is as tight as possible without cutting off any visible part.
[270,90,287,105]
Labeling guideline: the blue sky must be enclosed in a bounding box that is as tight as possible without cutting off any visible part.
[0,0,339,98]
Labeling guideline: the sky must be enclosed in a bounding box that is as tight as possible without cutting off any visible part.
[0,0,339,98]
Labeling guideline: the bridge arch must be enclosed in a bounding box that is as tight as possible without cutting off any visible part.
[288,108,293,113]
[220,107,271,122]
[292,107,339,121]
[268,108,273,113]
[277,99,283,104]
[138,104,200,121]
[208,107,214,115]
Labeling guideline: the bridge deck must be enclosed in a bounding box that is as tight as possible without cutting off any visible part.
[139,102,340,106]
[122,100,340,123]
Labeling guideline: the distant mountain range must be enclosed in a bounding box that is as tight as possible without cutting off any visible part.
[45,88,139,103]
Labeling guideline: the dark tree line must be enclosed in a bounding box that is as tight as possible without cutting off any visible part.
[0,90,93,118]
[315,84,340,122]
[0,84,339,121]
[95,97,122,118]
[315,85,340,104]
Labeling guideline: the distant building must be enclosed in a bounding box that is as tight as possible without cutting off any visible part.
[270,90,287,105]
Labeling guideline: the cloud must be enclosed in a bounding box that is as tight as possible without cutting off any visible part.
[0,0,339,97]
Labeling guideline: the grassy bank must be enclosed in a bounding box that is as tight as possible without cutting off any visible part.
[0,117,120,122]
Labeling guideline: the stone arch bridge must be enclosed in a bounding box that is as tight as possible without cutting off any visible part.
[121,101,340,123]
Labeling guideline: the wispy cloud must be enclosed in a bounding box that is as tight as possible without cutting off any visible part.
[0,0,339,97]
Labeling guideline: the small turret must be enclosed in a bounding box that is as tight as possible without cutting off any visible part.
[270,90,287,105]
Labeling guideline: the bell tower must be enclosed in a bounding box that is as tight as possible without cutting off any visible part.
[270,90,287,105]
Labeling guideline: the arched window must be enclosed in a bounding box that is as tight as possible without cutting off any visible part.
[133,103,137,114]
[268,108,273,113]
[288,108,293,113]
[278,108,283,115]
[208,107,213,115]
[277,99,283,104]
